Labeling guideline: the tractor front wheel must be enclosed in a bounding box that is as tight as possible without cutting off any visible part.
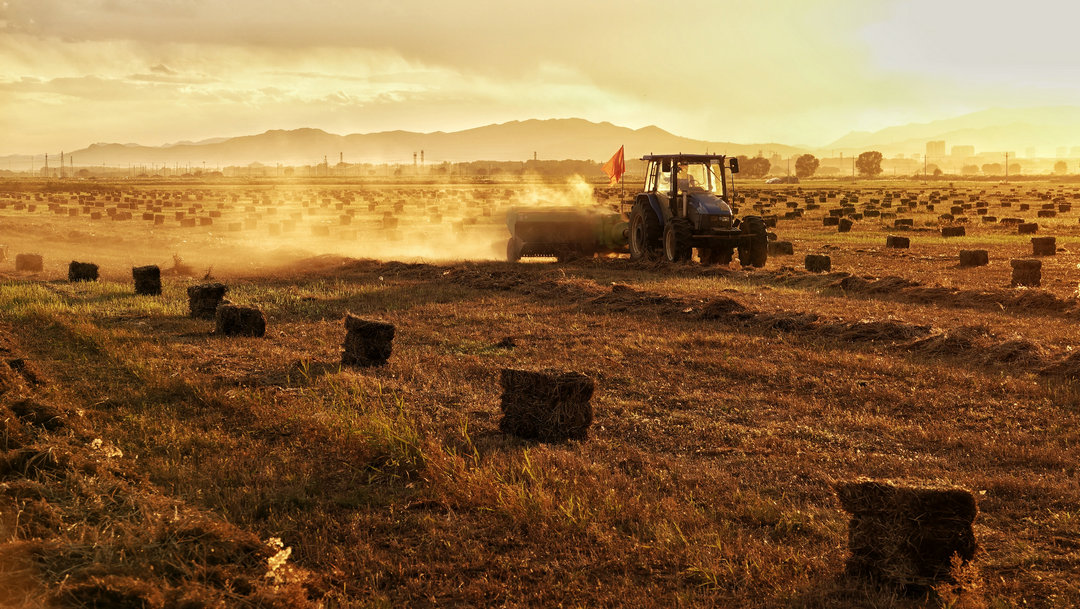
[663,218,693,262]
[737,215,769,268]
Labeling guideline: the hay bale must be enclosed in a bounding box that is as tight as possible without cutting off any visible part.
[132,265,162,295]
[342,315,395,366]
[187,283,228,319]
[214,304,266,337]
[836,481,978,592]
[1017,222,1038,234]
[1031,236,1056,256]
[822,216,840,226]
[15,253,43,272]
[805,254,831,273]
[941,226,966,237]
[768,241,794,256]
[498,368,594,442]
[958,250,988,267]
[886,235,910,248]
[1011,259,1041,287]
[837,218,853,233]
[68,261,99,282]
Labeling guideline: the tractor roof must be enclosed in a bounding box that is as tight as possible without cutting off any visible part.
[640,153,729,162]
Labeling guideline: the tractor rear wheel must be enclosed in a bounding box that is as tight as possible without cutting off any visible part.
[629,203,662,261]
[663,218,693,262]
[737,215,769,268]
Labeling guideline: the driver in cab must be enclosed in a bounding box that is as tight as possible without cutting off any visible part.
[677,163,703,193]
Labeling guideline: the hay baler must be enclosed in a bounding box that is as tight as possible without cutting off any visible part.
[505,206,628,262]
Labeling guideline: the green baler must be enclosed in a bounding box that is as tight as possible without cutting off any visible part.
[505,206,629,262]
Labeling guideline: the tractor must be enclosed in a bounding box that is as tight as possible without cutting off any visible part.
[628,154,767,266]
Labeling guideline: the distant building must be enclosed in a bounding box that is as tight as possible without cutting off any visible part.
[926,140,946,158]
[1026,147,1037,158]
[951,145,975,158]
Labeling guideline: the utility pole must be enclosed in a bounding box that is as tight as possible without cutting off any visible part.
[1005,152,1009,182]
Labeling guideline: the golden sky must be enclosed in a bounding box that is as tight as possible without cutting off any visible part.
[2,0,1079,155]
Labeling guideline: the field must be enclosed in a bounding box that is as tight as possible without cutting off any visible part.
[2,176,1079,608]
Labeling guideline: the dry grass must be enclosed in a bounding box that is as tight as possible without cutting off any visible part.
[2,179,1080,607]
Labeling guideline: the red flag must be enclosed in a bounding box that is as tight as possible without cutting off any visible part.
[602,145,625,186]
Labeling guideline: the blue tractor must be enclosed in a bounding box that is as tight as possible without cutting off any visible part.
[628,154,767,266]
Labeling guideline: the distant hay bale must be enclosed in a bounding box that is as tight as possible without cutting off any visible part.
[1017,222,1038,234]
[15,253,43,272]
[886,235,910,248]
[498,368,594,442]
[958,250,988,267]
[132,265,162,296]
[822,216,840,226]
[187,282,228,319]
[67,261,99,282]
[1011,259,1041,287]
[805,254,831,273]
[838,218,853,233]
[342,315,395,367]
[940,226,966,238]
[836,481,978,592]
[1031,236,1056,256]
[215,304,266,337]
[767,241,794,256]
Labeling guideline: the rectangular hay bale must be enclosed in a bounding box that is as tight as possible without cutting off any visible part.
[498,368,594,442]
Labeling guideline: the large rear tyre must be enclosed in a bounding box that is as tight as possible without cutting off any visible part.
[737,215,769,268]
[663,217,693,262]
[629,203,662,261]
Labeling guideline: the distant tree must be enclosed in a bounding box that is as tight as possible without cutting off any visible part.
[856,151,883,177]
[1055,160,1069,175]
[736,155,771,178]
[982,163,1003,175]
[925,164,940,175]
[1008,163,1021,174]
[933,168,943,177]
[795,154,820,178]
[961,165,979,176]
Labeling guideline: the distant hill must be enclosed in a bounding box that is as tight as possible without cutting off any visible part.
[53,119,804,167]
[825,107,1080,156]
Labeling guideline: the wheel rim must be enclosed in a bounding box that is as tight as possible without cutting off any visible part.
[664,227,675,260]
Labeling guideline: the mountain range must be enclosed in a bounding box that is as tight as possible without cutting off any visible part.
[42,120,802,168]
[8,107,1080,170]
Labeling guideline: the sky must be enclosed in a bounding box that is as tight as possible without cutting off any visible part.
[3,0,1080,156]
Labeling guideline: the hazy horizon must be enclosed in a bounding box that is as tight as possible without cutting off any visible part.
[4,0,1080,156]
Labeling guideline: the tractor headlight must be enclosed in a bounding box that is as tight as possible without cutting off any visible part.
[716,215,732,229]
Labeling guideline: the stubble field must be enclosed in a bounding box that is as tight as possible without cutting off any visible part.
[1,177,1079,608]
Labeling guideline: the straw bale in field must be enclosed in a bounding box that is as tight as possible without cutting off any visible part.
[68,261,98,283]
[15,253,43,272]
[958,250,988,267]
[342,315,395,366]
[836,481,978,592]
[1031,236,1056,256]
[215,304,266,337]
[886,235,910,248]
[1010,259,1041,287]
[941,226,966,237]
[805,254,831,273]
[132,265,162,296]
[187,283,228,318]
[499,368,594,442]
[1017,222,1038,234]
